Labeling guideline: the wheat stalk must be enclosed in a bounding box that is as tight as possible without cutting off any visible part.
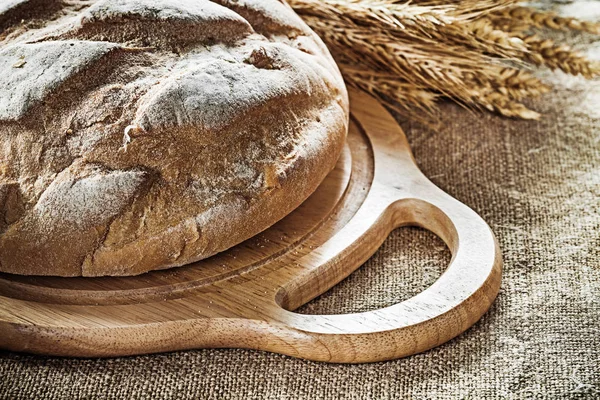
[495,6,600,34]
[341,68,439,114]
[519,34,600,78]
[289,0,599,121]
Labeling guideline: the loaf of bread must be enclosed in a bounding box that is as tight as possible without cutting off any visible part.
[0,0,348,276]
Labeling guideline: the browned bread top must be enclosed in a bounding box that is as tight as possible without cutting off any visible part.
[0,0,348,276]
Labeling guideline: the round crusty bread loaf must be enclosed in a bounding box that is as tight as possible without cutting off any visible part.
[0,0,348,276]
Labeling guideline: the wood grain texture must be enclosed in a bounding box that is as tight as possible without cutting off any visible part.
[0,90,502,363]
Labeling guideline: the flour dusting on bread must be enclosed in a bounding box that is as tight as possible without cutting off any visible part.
[0,0,348,276]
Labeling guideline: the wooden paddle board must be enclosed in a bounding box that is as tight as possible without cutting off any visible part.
[0,89,502,363]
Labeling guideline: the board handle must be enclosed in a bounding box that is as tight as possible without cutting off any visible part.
[260,89,502,363]
[270,181,502,363]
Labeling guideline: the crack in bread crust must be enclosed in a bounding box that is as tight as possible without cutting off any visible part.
[0,0,349,276]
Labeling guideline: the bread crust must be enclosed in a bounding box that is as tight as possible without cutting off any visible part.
[0,0,348,276]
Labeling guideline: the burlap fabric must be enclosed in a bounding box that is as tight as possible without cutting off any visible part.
[1,7,599,400]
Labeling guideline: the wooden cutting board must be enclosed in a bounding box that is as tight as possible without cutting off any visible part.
[0,90,502,363]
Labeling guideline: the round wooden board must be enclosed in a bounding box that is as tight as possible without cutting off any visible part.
[0,90,502,363]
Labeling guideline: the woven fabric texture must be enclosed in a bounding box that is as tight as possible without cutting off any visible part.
[1,4,599,400]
